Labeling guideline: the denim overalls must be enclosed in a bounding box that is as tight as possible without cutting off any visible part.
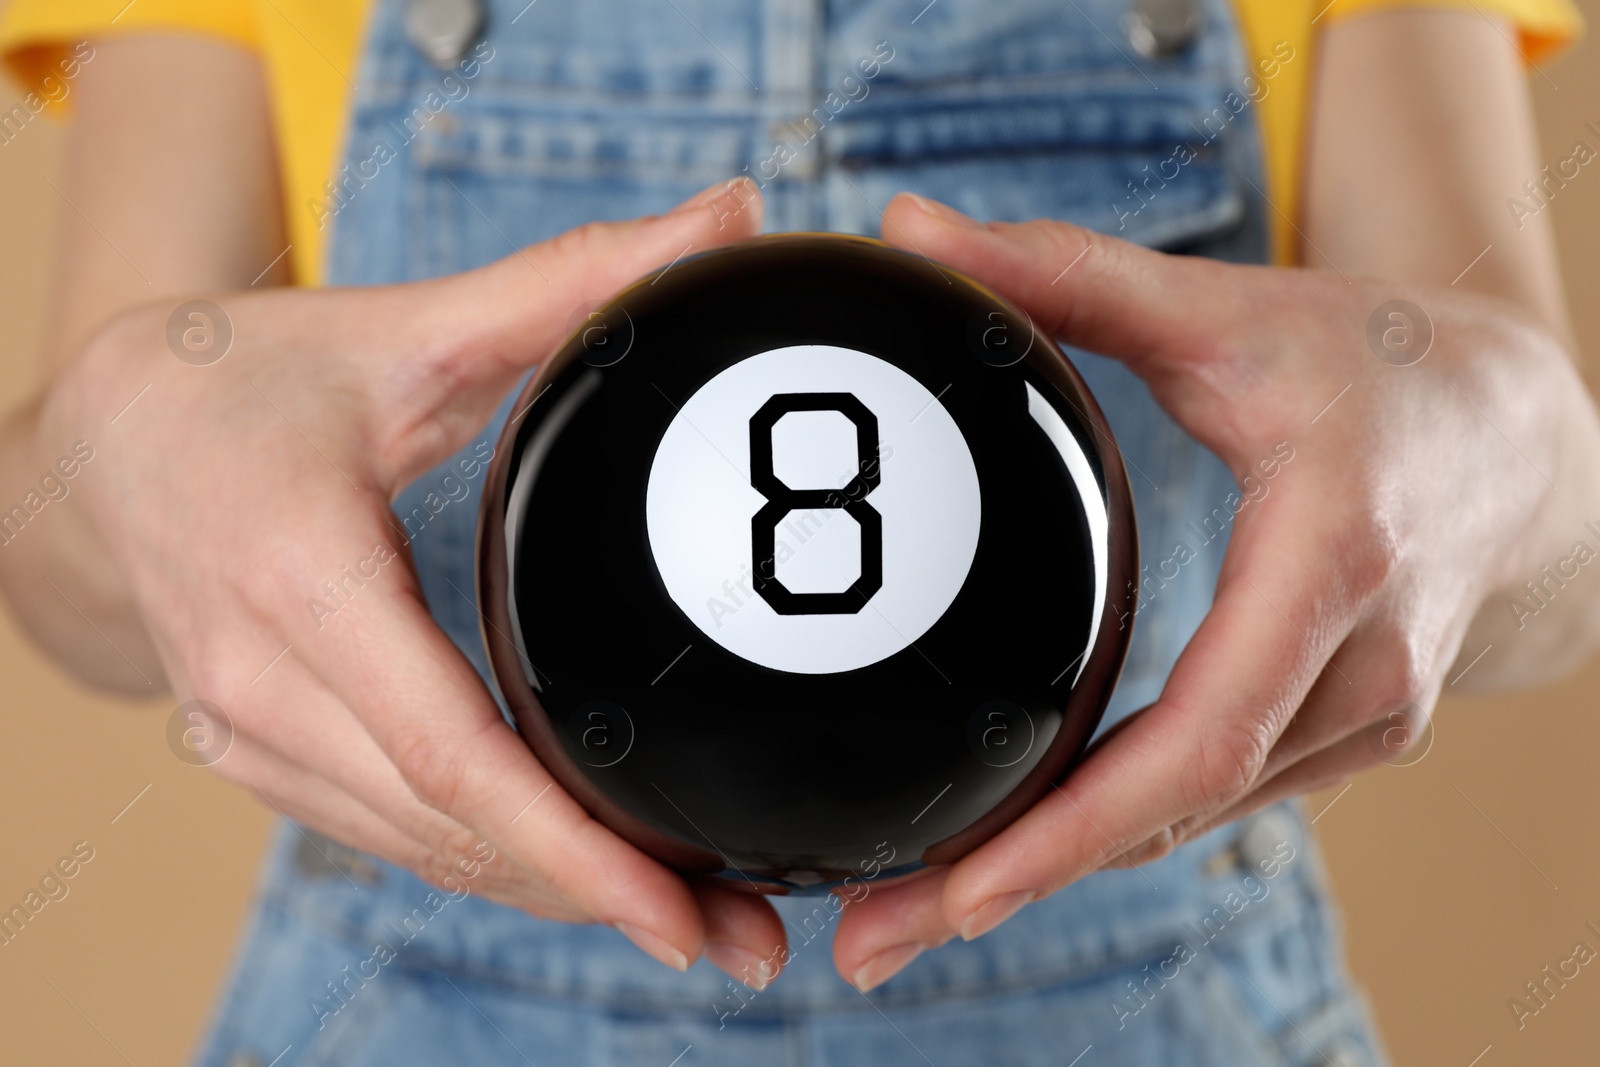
[196,1,1388,1063]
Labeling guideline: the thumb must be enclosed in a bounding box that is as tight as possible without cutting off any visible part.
[373,177,765,486]
[879,192,1230,378]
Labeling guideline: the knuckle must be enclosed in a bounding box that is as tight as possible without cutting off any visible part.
[1187,718,1272,810]
[392,732,469,815]
[1051,220,1097,261]
[544,219,612,265]
[1387,641,1432,704]
[180,655,227,701]
[233,533,325,622]
[1167,811,1215,849]
[1332,504,1403,607]
[414,845,474,893]
[1120,826,1177,868]
[428,824,489,882]
[184,656,247,716]
[1364,627,1434,711]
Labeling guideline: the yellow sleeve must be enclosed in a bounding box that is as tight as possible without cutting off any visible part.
[3,0,1586,281]
[1234,0,1582,266]
[0,0,366,286]
[1320,0,1582,65]
[0,1,258,112]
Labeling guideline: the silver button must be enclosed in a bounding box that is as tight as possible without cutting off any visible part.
[1235,807,1299,875]
[1123,0,1202,59]
[404,0,484,69]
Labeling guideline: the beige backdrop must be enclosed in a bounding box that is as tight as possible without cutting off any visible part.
[2,9,1599,1066]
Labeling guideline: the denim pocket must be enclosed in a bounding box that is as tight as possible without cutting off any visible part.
[392,0,1255,266]
[408,72,1249,246]
[819,61,1249,245]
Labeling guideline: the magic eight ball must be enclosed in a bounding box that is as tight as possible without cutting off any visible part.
[476,234,1137,892]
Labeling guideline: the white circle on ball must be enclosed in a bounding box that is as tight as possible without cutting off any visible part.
[646,345,981,674]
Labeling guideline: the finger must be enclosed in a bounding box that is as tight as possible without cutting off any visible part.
[933,510,1363,941]
[279,528,709,973]
[232,741,584,918]
[689,880,789,990]
[218,706,584,916]
[241,648,521,870]
[215,738,439,879]
[1092,827,1179,871]
[368,177,767,487]
[1244,663,1407,789]
[831,868,957,991]
[235,669,571,909]
[1185,735,1377,842]
[1246,616,1442,788]
[181,563,544,891]
[878,193,1233,380]
[1147,630,1385,853]
[1137,619,1446,863]
[1181,669,1441,843]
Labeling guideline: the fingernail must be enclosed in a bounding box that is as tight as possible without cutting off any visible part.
[668,177,753,216]
[613,922,690,972]
[705,941,776,991]
[852,942,928,992]
[906,193,981,229]
[958,889,1036,941]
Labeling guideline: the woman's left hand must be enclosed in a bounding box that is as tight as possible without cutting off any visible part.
[833,192,1600,992]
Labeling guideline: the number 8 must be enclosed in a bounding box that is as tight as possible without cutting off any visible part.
[748,393,883,615]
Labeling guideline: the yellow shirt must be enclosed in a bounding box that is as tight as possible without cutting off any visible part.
[0,0,1581,282]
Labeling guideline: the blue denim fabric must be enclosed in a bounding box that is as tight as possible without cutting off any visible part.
[195,1,1388,1064]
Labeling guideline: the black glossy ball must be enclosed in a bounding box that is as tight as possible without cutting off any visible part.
[477,234,1136,893]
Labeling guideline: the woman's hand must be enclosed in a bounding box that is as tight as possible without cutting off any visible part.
[832,192,1600,991]
[13,178,790,984]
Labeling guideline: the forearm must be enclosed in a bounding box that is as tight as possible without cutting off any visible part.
[1306,9,1571,340]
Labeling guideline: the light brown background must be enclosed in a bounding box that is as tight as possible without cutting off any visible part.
[3,9,1600,1066]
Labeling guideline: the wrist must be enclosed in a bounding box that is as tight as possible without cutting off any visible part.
[1457,332,1600,688]
[0,375,165,694]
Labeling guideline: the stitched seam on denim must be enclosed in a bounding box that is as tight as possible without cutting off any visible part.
[348,70,1246,110]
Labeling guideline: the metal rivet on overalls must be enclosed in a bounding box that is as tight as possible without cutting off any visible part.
[1123,0,1202,60]
[404,0,485,69]
[1235,808,1298,875]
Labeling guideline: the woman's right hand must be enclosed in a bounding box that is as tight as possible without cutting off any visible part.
[12,177,790,985]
